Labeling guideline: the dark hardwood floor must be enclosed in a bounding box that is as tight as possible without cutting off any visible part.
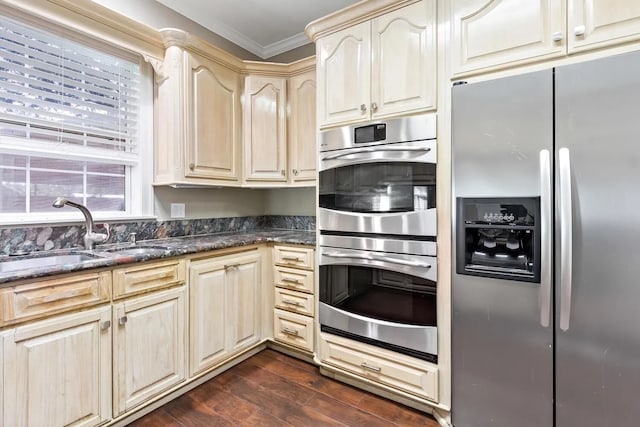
[128,349,440,426]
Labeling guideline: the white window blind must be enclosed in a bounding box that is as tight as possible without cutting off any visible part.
[0,13,142,217]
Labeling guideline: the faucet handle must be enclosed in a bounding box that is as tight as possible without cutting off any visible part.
[92,223,110,244]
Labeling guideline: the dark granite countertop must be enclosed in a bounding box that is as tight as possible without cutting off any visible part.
[0,229,316,286]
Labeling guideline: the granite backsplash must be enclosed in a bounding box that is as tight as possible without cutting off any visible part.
[0,215,315,255]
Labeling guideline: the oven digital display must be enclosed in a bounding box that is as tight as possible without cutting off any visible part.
[354,123,386,144]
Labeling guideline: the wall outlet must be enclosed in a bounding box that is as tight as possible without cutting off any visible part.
[170,203,186,218]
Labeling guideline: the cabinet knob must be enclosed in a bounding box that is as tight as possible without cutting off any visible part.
[189,163,195,171]
[293,169,298,175]
[360,103,367,113]
[574,25,586,37]
[371,102,378,112]
[551,31,564,42]
[101,320,111,331]
[119,316,128,326]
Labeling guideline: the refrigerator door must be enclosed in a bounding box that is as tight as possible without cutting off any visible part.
[555,51,640,427]
[452,71,553,427]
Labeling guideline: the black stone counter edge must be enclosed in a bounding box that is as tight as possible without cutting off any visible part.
[0,230,316,286]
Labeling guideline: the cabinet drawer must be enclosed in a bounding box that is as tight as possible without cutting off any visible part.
[113,259,186,299]
[274,266,314,294]
[274,287,314,317]
[273,245,315,270]
[319,333,438,402]
[0,271,111,325]
[274,309,314,352]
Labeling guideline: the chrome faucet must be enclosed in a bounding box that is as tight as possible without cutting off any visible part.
[52,197,110,250]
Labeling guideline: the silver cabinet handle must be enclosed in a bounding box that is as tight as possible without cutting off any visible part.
[282,299,302,307]
[292,169,298,176]
[322,147,430,161]
[281,327,299,336]
[324,251,431,269]
[539,149,552,328]
[552,31,564,42]
[281,169,285,176]
[119,316,128,326]
[371,102,378,112]
[281,277,301,283]
[574,25,586,37]
[189,163,195,170]
[360,103,367,113]
[360,362,381,372]
[224,264,239,271]
[282,256,302,262]
[559,147,573,331]
[101,320,111,331]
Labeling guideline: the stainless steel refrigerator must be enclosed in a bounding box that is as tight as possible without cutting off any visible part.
[451,51,640,427]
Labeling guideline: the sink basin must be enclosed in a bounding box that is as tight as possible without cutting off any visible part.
[0,253,102,273]
[102,246,169,256]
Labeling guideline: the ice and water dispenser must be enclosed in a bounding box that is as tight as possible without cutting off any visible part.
[456,197,540,283]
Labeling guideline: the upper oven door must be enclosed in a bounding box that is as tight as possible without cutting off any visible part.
[319,140,437,236]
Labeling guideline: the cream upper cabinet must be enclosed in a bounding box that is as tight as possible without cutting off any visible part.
[317,21,371,127]
[452,0,640,76]
[189,249,262,376]
[287,70,317,183]
[155,31,243,187]
[568,0,640,53]
[242,75,288,183]
[370,0,436,118]
[316,0,436,128]
[3,306,112,427]
[185,52,241,181]
[451,0,565,76]
[113,286,187,416]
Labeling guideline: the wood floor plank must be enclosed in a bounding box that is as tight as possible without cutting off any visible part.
[127,349,439,427]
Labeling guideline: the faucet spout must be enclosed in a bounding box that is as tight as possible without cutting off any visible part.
[52,198,109,249]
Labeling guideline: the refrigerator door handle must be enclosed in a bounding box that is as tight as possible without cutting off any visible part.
[559,147,573,331]
[539,149,552,328]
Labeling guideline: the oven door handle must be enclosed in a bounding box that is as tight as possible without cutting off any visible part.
[321,147,431,161]
[323,251,432,269]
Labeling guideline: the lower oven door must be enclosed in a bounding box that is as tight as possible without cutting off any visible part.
[319,247,438,362]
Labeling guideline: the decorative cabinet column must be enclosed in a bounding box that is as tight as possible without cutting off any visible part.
[242,75,288,183]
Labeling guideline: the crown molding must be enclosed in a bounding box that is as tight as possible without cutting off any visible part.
[262,32,312,59]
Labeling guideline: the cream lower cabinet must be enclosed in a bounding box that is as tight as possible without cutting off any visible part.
[314,0,436,128]
[451,0,640,76]
[319,332,439,403]
[189,249,262,376]
[2,306,112,427]
[112,286,187,416]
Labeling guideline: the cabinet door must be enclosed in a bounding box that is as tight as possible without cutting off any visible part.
[243,76,287,182]
[3,306,112,427]
[228,251,262,352]
[317,21,371,127]
[568,0,640,53]
[371,0,436,117]
[451,0,565,76]
[186,52,241,181]
[113,286,186,416]
[288,70,317,183]
[189,258,230,376]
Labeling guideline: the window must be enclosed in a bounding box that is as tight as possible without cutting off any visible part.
[0,13,151,222]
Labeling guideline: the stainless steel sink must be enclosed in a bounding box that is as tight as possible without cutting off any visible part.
[0,253,102,273]
[104,246,169,256]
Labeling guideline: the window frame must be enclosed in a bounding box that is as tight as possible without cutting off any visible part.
[0,5,157,225]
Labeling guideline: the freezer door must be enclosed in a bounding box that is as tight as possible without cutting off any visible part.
[555,51,640,427]
[451,71,553,427]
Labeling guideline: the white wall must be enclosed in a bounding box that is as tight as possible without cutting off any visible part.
[263,188,316,216]
[154,187,267,220]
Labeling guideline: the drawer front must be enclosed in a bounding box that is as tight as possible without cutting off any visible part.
[273,266,314,294]
[1,271,111,325]
[319,334,439,402]
[274,287,314,317]
[274,309,314,352]
[274,245,315,270]
[113,259,186,299]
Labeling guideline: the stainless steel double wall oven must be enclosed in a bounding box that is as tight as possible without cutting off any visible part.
[318,114,438,362]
